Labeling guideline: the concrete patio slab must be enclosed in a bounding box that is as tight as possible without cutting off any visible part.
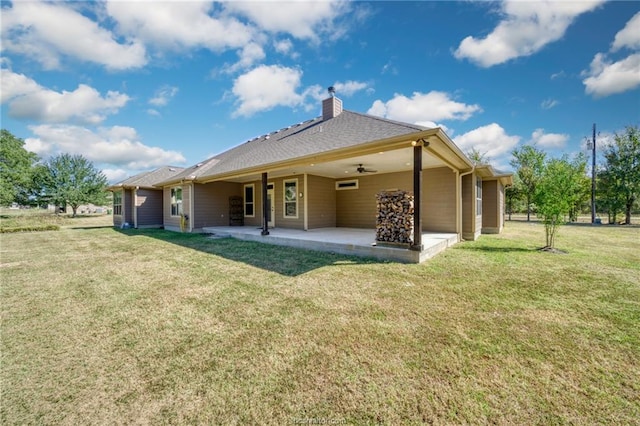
[201,226,458,263]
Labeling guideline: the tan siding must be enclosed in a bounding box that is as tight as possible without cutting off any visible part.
[136,189,163,227]
[499,183,505,230]
[243,180,262,228]
[273,175,305,230]
[482,180,498,229]
[336,168,457,232]
[307,175,336,229]
[193,182,242,228]
[163,186,182,229]
[124,189,134,224]
[462,174,474,239]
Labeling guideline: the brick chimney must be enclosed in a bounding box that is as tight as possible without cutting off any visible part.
[322,86,342,120]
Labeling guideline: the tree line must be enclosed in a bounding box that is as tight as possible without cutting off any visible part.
[0,129,108,216]
[505,125,639,248]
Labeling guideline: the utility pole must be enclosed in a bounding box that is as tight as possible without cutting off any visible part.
[591,123,596,224]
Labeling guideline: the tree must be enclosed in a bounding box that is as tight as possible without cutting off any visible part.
[43,154,109,216]
[0,129,39,206]
[597,168,626,224]
[510,144,546,221]
[535,154,588,249]
[505,175,523,221]
[466,148,490,165]
[600,125,640,225]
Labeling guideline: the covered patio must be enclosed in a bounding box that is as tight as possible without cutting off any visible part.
[202,226,458,263]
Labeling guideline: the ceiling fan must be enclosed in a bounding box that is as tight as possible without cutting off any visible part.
[356,163,378,174]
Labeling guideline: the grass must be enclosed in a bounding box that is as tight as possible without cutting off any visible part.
[1,217,639,424]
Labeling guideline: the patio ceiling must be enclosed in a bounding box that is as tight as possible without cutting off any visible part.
[223,147,446,183]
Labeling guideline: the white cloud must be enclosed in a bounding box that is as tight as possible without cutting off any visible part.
[274,39,295,55]
[529,128,569,149]
[454,0,604,67]
[225,1,350,42]
[332,81,369,97]
[102,168,131,183]
[582,52,640,97]
[223,42,267,74]
[149,85,179,107]
[232,65,305,117]
[25,125,186,170]
[147,109,161,117]
[106,1,253,52]
[367,91,481,123]
[454,123,521,159]
[541,98,559,110]
[2,69,129,124]
[612,12,640,51]
[1,1,146,70]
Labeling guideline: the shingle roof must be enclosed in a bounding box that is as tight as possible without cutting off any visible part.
[193,110,429,180]
[111,166,185,189]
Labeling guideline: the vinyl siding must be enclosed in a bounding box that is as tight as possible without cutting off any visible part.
[238,175,305,229]
[482,180,498,231]
[462,174,474,240]
[336,167,457,232]
[124,189,134,224]
[193,182,242,228]
[163,184,189,230]
[136,189,163,227]
[307,175,336,229]
[242,179,262,228]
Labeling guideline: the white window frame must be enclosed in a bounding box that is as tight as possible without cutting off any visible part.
[335,179,359,190]
[113,190,122,216]
[170,187,183,217]
[476,177,482,216]
[283,178,298,219]
[244,184,255,217]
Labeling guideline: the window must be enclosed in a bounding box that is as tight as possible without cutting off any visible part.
[171,187,183,216]
[113,191,122,215]
[283,179,298,218]
[335,179,359,190]
[244,184,254,217]
[476,177,482,216]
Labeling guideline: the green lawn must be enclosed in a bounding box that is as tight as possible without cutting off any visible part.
[1,219,639,424]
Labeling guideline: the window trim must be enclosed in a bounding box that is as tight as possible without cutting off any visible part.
[170,186,183,217]
[335,179,359,190]
[476,177,482,216]
[244,183,255,217]
[283,178,298,219]
[113,190,122,216]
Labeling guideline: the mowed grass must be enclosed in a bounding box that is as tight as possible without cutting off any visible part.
[1,220,638,424]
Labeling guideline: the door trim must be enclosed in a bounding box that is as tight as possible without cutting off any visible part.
[267,182,275,228]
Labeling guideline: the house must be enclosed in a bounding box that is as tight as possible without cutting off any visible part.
[148,90,512,262]
[107,166,184,228]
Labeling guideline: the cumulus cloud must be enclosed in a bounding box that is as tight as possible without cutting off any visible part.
[25,125,186,170]
[582,13,640,97]
[454,123,520,159]
[332,81,369,97]
[611,11,640,52]
[232,65,305,117]
[367,91,481,124]
[222,42,267,74]
[149,85,179,107]
[225,1,350,42]
[1,1,146,70]
[454,0,604,67]
[529,128,569,149]
[1,69,129,124]
[106,1,253,52]
[102,168,131,183]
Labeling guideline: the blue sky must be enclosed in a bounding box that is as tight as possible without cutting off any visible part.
[1,0,639,182]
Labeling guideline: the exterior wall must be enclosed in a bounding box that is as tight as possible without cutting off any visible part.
[124,188,134,225]
[336,168,457,232]
[243,179,262,228]
[307,174,336,229]
[136,188,164,227]
[193,181,242,229]
[461,174,474,240]
[113,189,123,227]
[482,180,505,234]
[273,175,305,230]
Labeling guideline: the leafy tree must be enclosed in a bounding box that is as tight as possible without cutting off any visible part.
[597,168,626,224]
[466,148,490,165]
[535,154,588,249]
[567,153,591,222]
[510,144,546,221]
[0,129,39,206]
[505,175,523,221]
[43,154,109,217]
[600,125,640,225]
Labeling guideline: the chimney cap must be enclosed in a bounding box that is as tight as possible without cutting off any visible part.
[328,86,336,97]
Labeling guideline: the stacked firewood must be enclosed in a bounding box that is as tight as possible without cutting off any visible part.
[375,190,414,244]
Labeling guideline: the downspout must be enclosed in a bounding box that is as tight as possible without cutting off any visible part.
[458,166,475,241]
[189,182,194,232]
[303,173,308,231]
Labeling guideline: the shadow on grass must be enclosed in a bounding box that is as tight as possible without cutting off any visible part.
[115,228,379,276]
[455,245,533,253]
